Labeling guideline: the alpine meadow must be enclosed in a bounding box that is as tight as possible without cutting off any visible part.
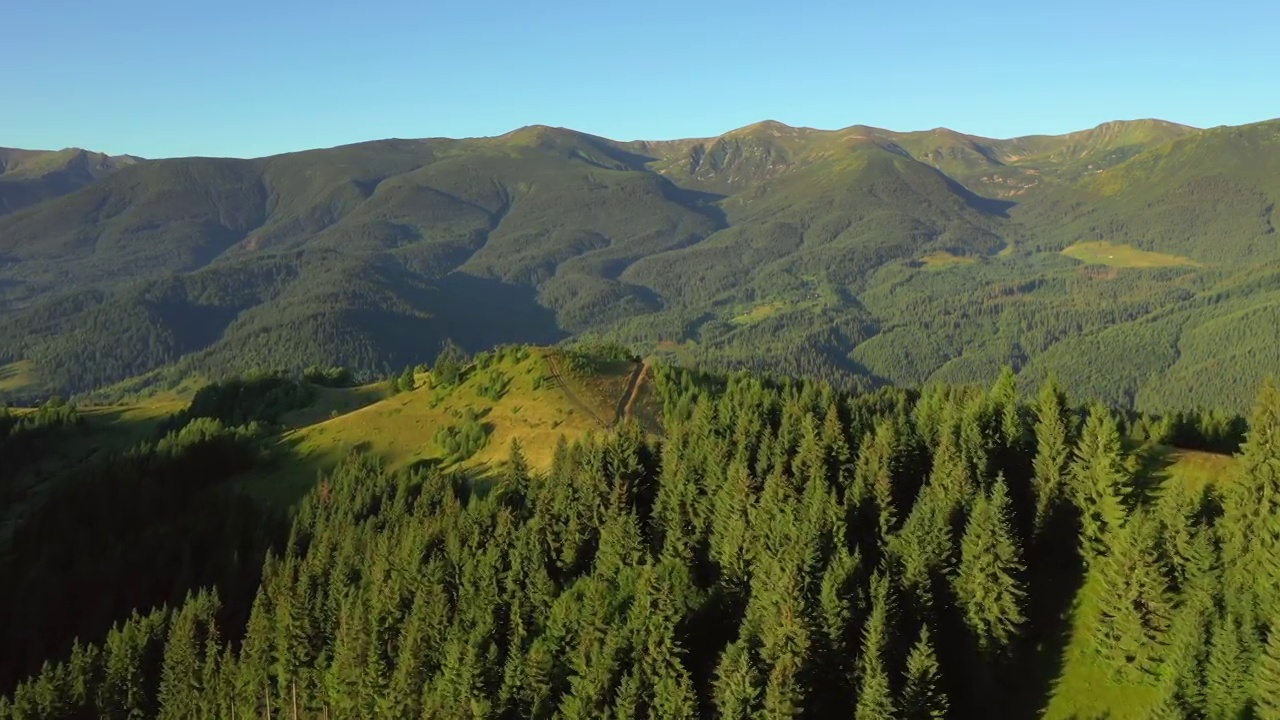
[3,113,1280,719]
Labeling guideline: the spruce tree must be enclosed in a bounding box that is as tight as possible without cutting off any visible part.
[854,573,896,720]
[1221,379,1280,629]
[157,602,202,720]
[1093,512,1174,681]
[1255,620,1280,720]
[901,625,948,720]
[855,421,901,541]
[1070,405,1132,563]
[955,477,1027,652]
[1204,613,1251,720]
[714,637,763,719]
[1030,377,1072,535]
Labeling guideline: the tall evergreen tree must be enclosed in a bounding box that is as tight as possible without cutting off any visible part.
[955,477,1027,652]
[1093,512,1174,681]
[901,625,948,720]
[1070,405,1132,563]
[1255,620,1280,720]
[854,573,896,720]
[1221,379,1280,630]
[1031,377,1072,535]
[1204,613,1251,720]
[714,637,763,719]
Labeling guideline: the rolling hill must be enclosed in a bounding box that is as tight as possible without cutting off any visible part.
[2,117,1279,412]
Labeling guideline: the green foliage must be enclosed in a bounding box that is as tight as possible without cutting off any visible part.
[561,341,637,377]
[855,573,897,720]
[474,368,512,402]
[1255,621,1280,720]
[431,341,468,390]
[433,408,490,463]
[0,414,278,697]
[1221,379,1280,631]
[1032,377,1073,533]
[902,625,948,720]
[303,365,355,388]
[1070,406,1133,562]
[177,372,316,427]
[1093,512,1175,681]
[384,364,417,396]
[0,354,1274,719]
[955,477,1027,652]
[3,120,1280,419]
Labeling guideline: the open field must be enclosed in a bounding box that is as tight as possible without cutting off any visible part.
[1061,241,1200,268]
[0,361,40,396]
[916,250,979,270]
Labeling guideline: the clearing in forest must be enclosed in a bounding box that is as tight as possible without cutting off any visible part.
[916,251,979,270]
[0,361,40,396]
[253,348,629,505]
[1061,241,1200,268]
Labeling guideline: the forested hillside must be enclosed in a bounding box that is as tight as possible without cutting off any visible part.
[0,346,1274,718]
[2,118,1279,412]
[0,148,139,216]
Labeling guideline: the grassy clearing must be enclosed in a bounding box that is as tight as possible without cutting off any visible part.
[916,251,979,270]
[0,360,40,396]
[1061,241,1200,268]
[1147,445,1236,494]
[730,297,827,325]
[730,303,784,325]
[244,349,629,507]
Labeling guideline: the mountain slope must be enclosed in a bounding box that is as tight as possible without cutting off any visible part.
[2,117,1280,413]
[0,147,140,216]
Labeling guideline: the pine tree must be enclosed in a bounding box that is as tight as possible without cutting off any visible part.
[1221,379,1280,629]
[955,477,1027,652]
[901,625,948,720]
[157,602,202,720]
[713,637,763,719]
[818,547,862,653]
[1070,405,1132,563]
[1031,377,1072,535]
[889,479,955,607]
[1255,620,1280,720]
[1093,512,1174,681]
[1204,613,1251,720]
[855,421,901,541]
[854,573,896,720]
[989,366,1031,482]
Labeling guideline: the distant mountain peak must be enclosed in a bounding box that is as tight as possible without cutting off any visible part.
[725,120,814,138]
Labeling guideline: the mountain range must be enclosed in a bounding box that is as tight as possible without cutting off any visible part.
[2,117,1278,411]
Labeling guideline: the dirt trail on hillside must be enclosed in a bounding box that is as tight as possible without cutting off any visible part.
[615,360,651,425]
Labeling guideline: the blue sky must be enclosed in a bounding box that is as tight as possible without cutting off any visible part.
[6,0,1279,158]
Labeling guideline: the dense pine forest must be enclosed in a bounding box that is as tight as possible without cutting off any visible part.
[1,346,1274,718]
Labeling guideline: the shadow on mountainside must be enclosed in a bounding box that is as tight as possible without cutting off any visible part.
[433,271,570,352]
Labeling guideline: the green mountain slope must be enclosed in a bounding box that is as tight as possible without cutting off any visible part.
[0,147,140,216]
[2,117,1279,412]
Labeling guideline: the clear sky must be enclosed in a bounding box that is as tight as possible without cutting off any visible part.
[6,0,1279,158]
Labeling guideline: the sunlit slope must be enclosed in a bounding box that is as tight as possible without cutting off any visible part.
[255,348,635,503]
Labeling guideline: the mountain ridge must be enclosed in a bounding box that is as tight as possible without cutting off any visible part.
[2,116,1279,414]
